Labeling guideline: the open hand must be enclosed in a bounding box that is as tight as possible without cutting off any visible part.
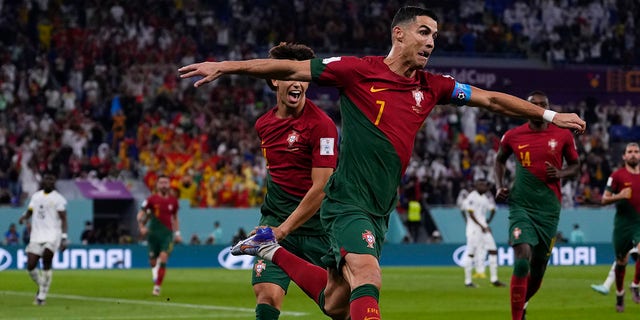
[178,62,223,88]
[552,113,586,134]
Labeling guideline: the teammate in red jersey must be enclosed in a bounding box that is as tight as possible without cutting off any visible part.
[601,142,640,312]
[494,91,580,320]
[180,6,586,319]
[250,43,338,320]
[137,175,181,296]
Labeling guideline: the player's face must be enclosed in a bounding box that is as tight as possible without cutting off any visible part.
[475,180,489,194]
[273,79,309,111]
[527,94,549,126]
[401,15,438,69]
[156,177,170,194]
[623,145,640,168]
[41,174,56,192]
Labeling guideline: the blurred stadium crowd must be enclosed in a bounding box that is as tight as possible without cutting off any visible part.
[0,0,637,211]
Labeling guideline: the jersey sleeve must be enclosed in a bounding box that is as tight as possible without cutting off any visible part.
[310,118,339,168]
[310,56,362,88]
[499,131,514,154]
[605,172,618,193]
[425,73,457,105]
[562,130,579,162]
[141,198,151,211]
[55,195,67,212]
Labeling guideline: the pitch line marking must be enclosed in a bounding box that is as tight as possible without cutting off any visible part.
[0,291,308,317]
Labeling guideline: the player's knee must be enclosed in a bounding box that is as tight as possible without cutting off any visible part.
[343,254,382,287]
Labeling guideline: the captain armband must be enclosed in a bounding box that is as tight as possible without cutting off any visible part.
[450,82,472,106]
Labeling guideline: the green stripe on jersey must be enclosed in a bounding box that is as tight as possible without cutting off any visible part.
[323,95,402,218]
[509,161,560,218]
[261,173,324,236]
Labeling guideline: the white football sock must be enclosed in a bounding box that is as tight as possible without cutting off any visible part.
[464,255,473,284]
[258,244,281,261]
[28,269,41,286]
[489,254,499,282]
[38,269,52,300]
[603,262,616,289]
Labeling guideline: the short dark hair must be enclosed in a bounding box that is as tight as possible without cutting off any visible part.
[526,90,548,100]
[391,6,438,29]
[266,42,315,91]
[268,42,315,61]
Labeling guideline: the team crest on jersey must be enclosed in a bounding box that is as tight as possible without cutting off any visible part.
[287,130,300,149]
[548,139,557,151]
[411,89,424,113]
[513,227,522,240]
[362,230,375,248]
[168,204,173,211]
[254,259,267,277]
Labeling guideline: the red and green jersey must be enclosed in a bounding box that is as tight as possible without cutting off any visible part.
[142,194,179,233]
[255,100,338,235]
[606,168,640,218]
[311,56,455,217]
[499,123,579,211]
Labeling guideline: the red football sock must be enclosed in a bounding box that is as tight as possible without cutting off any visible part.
[510,275,528,320]
[156,264,166,286]
[272,248,327,304]
[615,264,626,292]
[350,296,380,320]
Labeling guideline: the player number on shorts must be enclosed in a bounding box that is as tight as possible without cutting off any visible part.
[374,100,385,126]
[519,151,531,167]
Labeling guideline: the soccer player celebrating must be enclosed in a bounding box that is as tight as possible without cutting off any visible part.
[249,42,338,320]
[180,7,586,319]
[137,175,181,296]
[601,142,640,312]
[494,91,580,320]
[461,177,506,288]
[18,171,68,306]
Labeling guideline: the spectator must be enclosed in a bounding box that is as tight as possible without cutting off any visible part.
[4,223,19,245]
[570,224,585,244]
[206,221,223,245]
[81,221,96,245]
[230,228,247,245]
[189,233,201,245]
[556,231,569,244]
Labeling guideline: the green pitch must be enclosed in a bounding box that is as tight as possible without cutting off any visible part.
[0,266,637,319]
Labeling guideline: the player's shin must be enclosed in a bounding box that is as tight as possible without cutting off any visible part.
[272,249,327,304]
[349,284,380,320]
[489,254,499,282]
[39,269,52,300]
[28,269,41,286]
[615,263,626,293]
[510,258,529,320]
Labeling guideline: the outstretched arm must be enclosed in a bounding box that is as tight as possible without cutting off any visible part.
[468,87,586,133]
[179,59,311,88]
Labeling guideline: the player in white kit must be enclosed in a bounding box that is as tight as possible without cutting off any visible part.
[461,177,506,287]
[19,171,68,305]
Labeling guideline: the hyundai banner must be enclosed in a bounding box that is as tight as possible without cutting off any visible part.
[0,244,614,271]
